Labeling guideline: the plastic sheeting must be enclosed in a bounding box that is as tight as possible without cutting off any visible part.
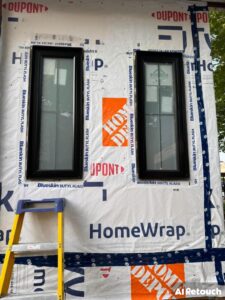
[0,0,225,298]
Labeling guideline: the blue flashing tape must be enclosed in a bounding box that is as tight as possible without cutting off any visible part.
[1,248,225,269]
[83,181,104,187]
[102,189,107,201]
[159,35,172,40]
[158,25,183,30]
[215,260,225,285]
[188,5,212,249]
[188,6,208,12]
[8,17,19,22]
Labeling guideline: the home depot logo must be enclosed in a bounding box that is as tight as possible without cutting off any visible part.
[151,11,208,23]
[131,264,185,299]
[2,2,48,13]
[91,163,124,176]
[102,98,128,147]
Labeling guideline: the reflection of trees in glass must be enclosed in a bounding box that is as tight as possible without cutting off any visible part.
[210,10,225,152]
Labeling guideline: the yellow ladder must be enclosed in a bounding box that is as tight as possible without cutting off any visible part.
[0,198,64,300]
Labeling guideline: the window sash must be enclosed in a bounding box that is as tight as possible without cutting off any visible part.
[136,51,189,180]
[27,46,83,179]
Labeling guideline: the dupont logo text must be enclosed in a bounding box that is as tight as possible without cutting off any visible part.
[2,2,48,13]
[152,11,208,23]
[91,163,124,176]
[102,98,128,147]
[131,264,185,299]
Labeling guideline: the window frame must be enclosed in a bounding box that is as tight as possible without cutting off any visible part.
[136,51,189,180]
[27,46,83,180]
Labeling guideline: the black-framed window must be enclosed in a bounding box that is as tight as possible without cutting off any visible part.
[136,51,189,180]
[27,46,83,179]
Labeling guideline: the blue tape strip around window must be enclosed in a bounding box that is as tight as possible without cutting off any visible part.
[188,5,212,249]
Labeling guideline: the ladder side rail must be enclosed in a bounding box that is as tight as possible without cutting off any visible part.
[57,212,64,300]
[0,213,25,296]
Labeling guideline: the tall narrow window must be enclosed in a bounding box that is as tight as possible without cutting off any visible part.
[136,51,189,180]
[27,46,83,179]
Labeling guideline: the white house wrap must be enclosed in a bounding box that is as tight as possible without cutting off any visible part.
[0,0,225,298]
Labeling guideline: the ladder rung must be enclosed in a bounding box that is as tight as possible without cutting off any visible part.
[1,292,57,299]
[11,243,58,253]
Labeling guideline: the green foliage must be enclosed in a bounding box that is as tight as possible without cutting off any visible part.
[210,11,225,152]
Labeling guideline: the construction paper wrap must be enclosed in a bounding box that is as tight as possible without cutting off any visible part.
[0,0,225,298]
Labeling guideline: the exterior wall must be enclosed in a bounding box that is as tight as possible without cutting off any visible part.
[0,0,225,298]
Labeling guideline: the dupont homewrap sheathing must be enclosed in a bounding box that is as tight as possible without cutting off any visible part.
[0,0,225,299]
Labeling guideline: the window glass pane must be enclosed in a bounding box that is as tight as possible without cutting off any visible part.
[161,96,173,114]
[161,116,178,170]
[144,62,178,171]
[145,86,159,114]
[145,63,158,85]
[160,86,174,114]
[145,115,161,170]
[160,64,173,86]
[160,64,174,114]
[39,58,74,170]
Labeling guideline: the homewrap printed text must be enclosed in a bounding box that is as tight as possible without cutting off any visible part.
[90,223,186,240]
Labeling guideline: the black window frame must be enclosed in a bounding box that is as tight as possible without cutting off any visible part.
[136,51,189,180]
[27,46,83,180]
